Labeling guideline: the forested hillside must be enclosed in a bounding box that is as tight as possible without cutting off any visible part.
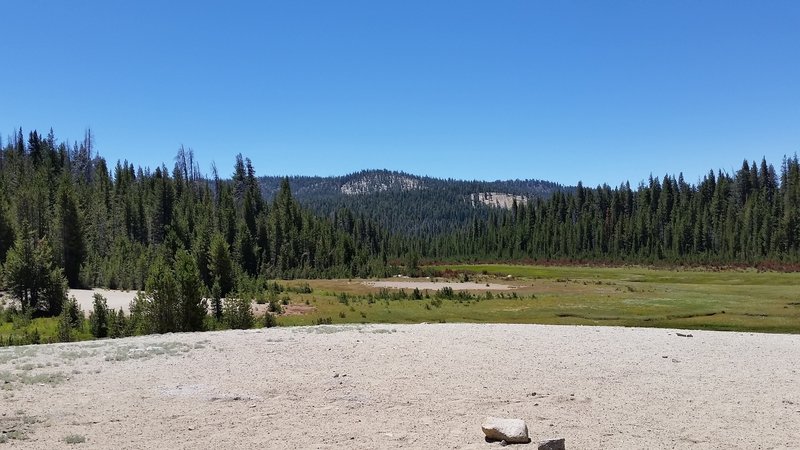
[0,128,394,313]
[259,170,567,235]
[425,159,800,265]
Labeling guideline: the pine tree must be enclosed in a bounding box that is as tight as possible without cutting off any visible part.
[208,233,234,297]
[53,176,86,288]
[210,277,223,321]
[113,308,128,338]
[89,293,109,338]
[0,203,14,263]
[56,300,74,342]
[3,228,67,316]
[137,256,180,334]
[174,249,206,331]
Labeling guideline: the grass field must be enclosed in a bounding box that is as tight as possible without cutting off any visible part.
[3,264,799,343]
[0,315,93,345]
[277,264,800,333]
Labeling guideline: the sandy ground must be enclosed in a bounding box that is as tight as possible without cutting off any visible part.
[364,281,515,291]
[1,324,799,449]
[68,289,139,313]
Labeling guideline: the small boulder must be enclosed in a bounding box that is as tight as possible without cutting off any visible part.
[481,417,530,444]
[538,438,565,450]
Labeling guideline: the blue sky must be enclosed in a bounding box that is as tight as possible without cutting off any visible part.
[2,1,799,186]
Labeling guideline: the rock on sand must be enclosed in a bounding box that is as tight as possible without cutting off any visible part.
[482,416,530,444]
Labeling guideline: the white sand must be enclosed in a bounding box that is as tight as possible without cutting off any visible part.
[1,324,798,449]
[68,289,139,313]
[364,281,514,291]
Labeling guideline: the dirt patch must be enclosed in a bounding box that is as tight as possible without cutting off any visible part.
[68,289,138,313]
[252,303,316,316]
[282,304,316,316]
[364,280,515,291]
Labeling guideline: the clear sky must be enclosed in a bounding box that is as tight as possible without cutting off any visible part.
[2,1,798,187]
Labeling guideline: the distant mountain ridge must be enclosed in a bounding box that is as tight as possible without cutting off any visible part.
[259,170,570,235]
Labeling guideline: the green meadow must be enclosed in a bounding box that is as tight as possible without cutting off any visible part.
[3,264,799,345]
[278,264,800,333]
[0,315,93,346]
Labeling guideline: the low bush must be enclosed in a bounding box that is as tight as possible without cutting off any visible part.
[314,317,333,325]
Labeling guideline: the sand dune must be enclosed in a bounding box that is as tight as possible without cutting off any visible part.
[1,324,798,449]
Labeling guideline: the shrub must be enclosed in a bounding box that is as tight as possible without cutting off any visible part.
[3,304,17,323]
[64,434,86,444]
[314,317,333,325]
[12,311,32,329]
[288,283,312,294]
[25,328,41,345]
[224,296,254,330]
[267,300,283,314]
[435,286,454,299]
[262,312,277,328]
[267,282,284,294]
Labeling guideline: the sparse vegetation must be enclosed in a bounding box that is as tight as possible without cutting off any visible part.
[64,434,86,444]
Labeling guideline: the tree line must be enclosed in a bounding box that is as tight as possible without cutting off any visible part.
[421,157,800,265]
[0,128,392,319]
